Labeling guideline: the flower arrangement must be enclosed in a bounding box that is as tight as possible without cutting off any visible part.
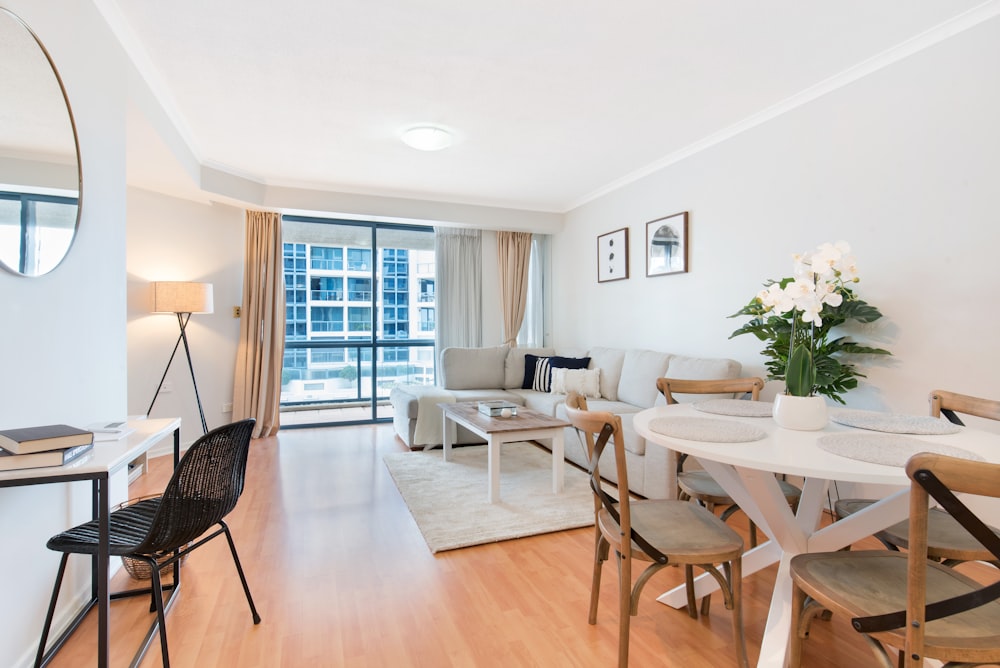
[729,241,891,404]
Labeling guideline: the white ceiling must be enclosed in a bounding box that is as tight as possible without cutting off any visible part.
[109,0,992,214]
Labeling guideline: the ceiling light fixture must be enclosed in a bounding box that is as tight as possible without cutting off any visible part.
[400,125,453,151]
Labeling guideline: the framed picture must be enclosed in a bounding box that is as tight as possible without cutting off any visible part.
[646,212,688,277]
[597,227,629,283]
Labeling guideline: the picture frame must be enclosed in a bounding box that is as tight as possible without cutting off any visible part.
[597,227,629,283]
[645,212,688,277]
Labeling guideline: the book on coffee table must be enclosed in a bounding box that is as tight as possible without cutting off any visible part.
[477,401,519,417]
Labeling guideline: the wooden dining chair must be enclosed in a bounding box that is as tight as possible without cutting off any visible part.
[789,452,1000,667]
[835,389,1000,569]
[564,392,748,668]
[656,377,801,550]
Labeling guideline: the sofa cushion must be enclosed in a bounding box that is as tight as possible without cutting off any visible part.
[440,345,508,390]
[587,347,626,401]
[616,349,673,408]
[522,354,591,392]
[503,347,555,389]
[663,355,743,400]
[508,388,565,415]
[551,367,602,398]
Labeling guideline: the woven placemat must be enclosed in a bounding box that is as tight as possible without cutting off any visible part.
[817,433,983,467]
[693,399,774,418]
[649,416,767,443]
[830,409,962,435]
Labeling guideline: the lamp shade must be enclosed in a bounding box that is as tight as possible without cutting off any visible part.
[152,281,214,314]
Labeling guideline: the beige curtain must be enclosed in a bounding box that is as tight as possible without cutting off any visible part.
[232,210,285,438]
[497,231,532,347]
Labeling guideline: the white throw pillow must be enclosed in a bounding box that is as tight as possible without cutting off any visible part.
[551,368,602,398]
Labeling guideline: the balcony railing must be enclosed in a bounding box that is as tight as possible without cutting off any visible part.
[311,290,344,301]
[310,259,342,271]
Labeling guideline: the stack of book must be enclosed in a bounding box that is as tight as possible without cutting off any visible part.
[477,400,519,417]
[0,424,95,472]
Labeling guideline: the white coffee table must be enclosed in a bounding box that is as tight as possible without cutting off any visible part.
[439,402,568,503]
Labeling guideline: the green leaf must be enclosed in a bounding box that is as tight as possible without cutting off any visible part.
[785,344,816,397]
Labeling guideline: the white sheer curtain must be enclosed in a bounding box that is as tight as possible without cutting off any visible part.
[434,227,482,356]
[518,235,547,347]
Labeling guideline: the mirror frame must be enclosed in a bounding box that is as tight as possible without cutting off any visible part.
[0,6,83,277]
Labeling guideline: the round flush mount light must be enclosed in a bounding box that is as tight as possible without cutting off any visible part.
[400,125,453,151]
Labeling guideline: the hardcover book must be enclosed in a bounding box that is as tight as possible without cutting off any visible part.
[477,401,519,417]
[0,424,94,455]
[0,441,94,472]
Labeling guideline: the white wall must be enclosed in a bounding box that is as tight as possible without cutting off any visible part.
[126,188,245,449]
[554,15,1000,504]
[0,2,128,666]
[123,191,500,438]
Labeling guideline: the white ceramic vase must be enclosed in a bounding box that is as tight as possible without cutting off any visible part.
[772,394,828,431]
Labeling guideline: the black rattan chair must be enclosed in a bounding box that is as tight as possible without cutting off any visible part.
[36,418,261,668]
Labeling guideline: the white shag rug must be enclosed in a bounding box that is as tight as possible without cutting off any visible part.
[383,442,594,553]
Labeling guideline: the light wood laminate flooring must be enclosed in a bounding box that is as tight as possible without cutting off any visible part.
[41,424,986,667]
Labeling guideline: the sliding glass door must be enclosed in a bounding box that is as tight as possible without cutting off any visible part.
[280,217,436,427]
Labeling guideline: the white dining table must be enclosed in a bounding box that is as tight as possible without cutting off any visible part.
[633,402,1000,668]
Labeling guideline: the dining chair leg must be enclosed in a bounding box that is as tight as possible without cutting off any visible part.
[617,551,632,668]
[589,530,608,624]
[222,522,261,624]
[35,554,69,668]
[729,557,749,668]
[684,564,698,618]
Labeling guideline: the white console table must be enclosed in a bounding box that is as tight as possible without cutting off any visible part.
[0,417,181,668]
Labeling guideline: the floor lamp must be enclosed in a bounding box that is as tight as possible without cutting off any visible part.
[148,281,213,434]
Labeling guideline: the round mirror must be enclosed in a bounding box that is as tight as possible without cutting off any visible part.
[0,8,81,277]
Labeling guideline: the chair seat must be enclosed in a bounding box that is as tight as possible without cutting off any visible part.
[679,470,802,506]
[599,499,744,563]
[46,498,161,556]
[835,498,1000,564]
[791,550,1000,662]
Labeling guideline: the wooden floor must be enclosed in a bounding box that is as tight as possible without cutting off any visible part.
[40,424,976,667]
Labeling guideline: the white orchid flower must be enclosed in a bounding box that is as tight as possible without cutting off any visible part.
[794,290,824,325]
[836,254,859,282]
[760,283,795,313]
[784,278,815,301]
[810,243,843,278]
[816,280,844,307]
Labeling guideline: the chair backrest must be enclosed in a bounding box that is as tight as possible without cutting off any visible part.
[853,452,1000,666]
[656,377,764,474]
[656,377,764,404]
[564,392,666,563]
[134,418,256,553]
[929,389,1000,426]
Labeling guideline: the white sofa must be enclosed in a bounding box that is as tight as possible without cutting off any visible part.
[388,345,742,499]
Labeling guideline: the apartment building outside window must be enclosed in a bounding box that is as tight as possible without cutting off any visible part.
[281,217,436,427]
